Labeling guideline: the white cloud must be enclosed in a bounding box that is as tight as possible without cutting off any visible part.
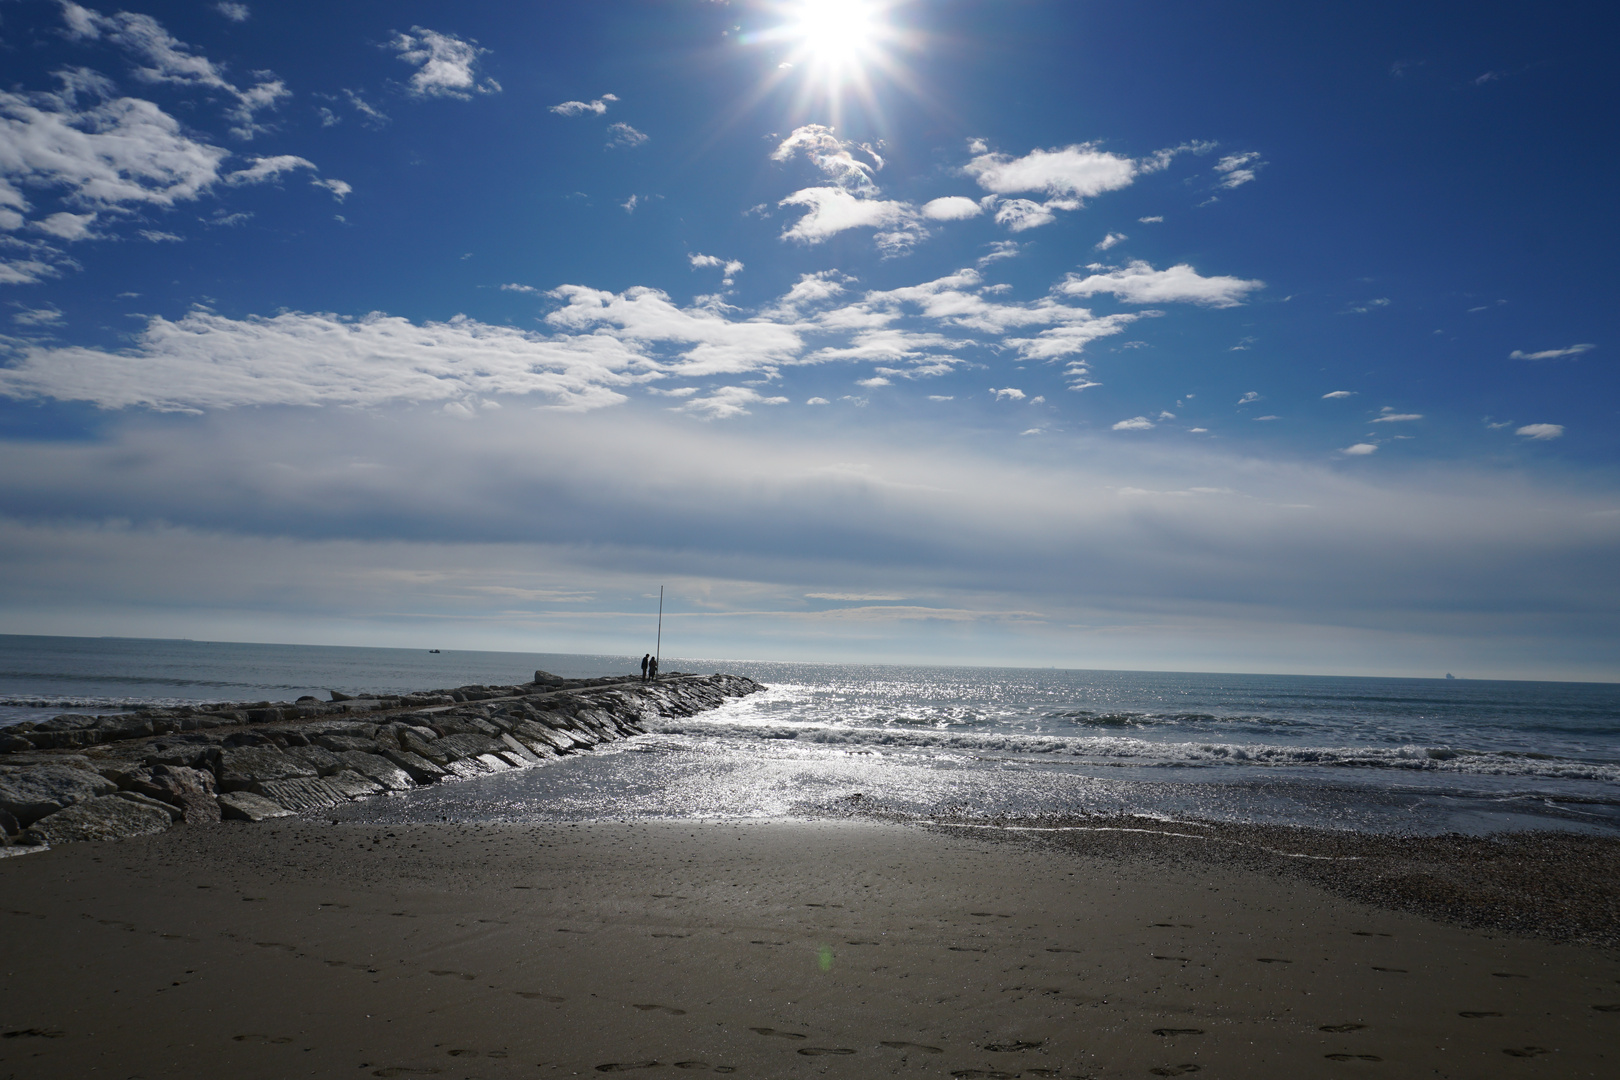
[977,241,1021,266]
[689,253,744,286]
[1060,260,1264,307]
[992,198,1056,232]
[1346,298,1391,314]
[549,93,617,116]
[1342,443,1378,455]
[33,210,98,240]
[1516,423,1564,441]
[678,386,789,420]
[1095,232,1127,250]
[500,283,539,294]
[1322,390,1356,399]
[1237,391,1261,405]
[389,26,501,100]
[991,387,1025,401]
[921,196,981,221]
[62,5,288,138]
[215,3,250,22]
[778,186,921,249]
[1370,407,1422,423]
[0,257,64,285]
[226,154,316,185]
[1138,215,1163,223]
[340,89,389,126]
[11,305,62,325]
[771,124,882,191]
[311,177,351,201]
[0,308,646,412]
[1510,344,1594,361]
[964,143,1137,201]
[857,376,890,387]
[607,122,647,148]
[927,395,953,401]
[806,397,829,405]
[137,229,181,242]
[621,194,639,213]
[1113,416,1154,431]
[1213,151,1264,188]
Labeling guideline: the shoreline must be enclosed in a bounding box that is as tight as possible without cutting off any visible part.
[4,814,1617,1078]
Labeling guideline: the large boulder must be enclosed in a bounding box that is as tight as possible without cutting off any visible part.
[217,746,317,792]
[24,794,174,844]
[0,763,118,826]
[429,732,507,763]
[284,745,345,776]
[315,734,381,754]
[217,791,294,822]
[249,776,349,812]
[123,765,220,824]
[381,748,448,784]
[332,751,414,792]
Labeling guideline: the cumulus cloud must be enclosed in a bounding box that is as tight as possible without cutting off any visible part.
[778,187,921,250]
[225,154,316,185]
[689,252,743,286]
[991,387,1025,401]
[61,4,288,138]
[1213,151,1263,188]
[1516,423,1564,440]
[977,241,1021,266]
[32,211,98,240]
[964,143,1137,201]
[1510,343,1594,361]
[215,3,250,21]
[772,124,882,191]
[1095,232,1127,250]
[1059,260,1264,307]
[11,305,63,325]
[1370,407,1422,423]
[1113,416,1154,430]
[678,386,789,420]
[550,94,617,116]
[389,26,500,100]
[1138,215,1163,223]
[607,122,647,148]
[1342,443,1378,455]
[921,196,981,221]
[993,198,1056,232]
[1322,390,1357,399]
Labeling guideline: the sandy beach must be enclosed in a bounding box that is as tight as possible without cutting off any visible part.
[3,817,1617,1079]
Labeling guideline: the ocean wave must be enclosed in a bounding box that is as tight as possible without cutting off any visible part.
[642,718,1620,783]
[1048,709,1297,728]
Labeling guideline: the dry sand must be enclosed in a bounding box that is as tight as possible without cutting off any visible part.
[3,818,1618,1079]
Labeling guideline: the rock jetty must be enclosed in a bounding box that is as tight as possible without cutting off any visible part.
[0,670,762,848]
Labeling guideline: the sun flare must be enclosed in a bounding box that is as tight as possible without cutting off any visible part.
[793,0,882,65]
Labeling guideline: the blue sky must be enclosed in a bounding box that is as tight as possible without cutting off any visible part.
[0,0,1615,679]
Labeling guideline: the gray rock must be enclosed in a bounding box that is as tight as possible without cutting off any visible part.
[315,734,381,754]
[217,791,294,822]
[122,765,219,824]
[249,776,348,812]
[217,746,318,792]
[499,733,543,764]
[332,751,414,792]
[325,771,386,799]
[476,753,515,773]
[399,729,441,760]
[432,716,503,738]
[25,794,174,844]
[0,763,118,826]
[510,720,574,753]
[111,790,183,821]
[284,744,344,776]
[0,733,35,753]
[0,807,20,837]
[431,732,506,762]
[382,748,447,784]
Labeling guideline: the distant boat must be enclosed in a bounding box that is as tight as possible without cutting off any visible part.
[429,649,441,654]
[1445,673,1455,680]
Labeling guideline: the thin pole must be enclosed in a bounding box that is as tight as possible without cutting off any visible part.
[655,586,663,667]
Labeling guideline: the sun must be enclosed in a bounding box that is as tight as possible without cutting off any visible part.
[792,0,883,67]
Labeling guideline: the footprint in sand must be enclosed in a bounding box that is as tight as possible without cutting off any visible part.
[982,1040,1043,1052]
[880,1041,943,1053]
[1152,955,1191,962]
[595,1062,662,1072]
[427,970,476,980]
[1153,1028,1204,1036]
[231,1034,294,1044]
[1325,1054,1382,1061]
[1593,1004,1620,1012]
[1491,972,1528,979]
[1149,1065,1201,1077]
[254,942,296,952]
[1257,957,1292,964]
[632,1004,688,1015]
[3,1029,65,1039]
[1319,1024,1367,1033]
[371,1068,442,1077]
[650,932,690,938]
[750,1027,807,1039]
[797,1047,856,1056]
[846,940,880,945]
[950,1071,1018,1079]
[515,991,566,1002]
[969,912,1011,918]
[1370,966,1407,973]
[1459,1011,1503,1018]
[950,946,989,952]
[1502,1047,1549,1057]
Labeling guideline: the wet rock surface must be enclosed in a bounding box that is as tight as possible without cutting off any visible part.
[0,672,761,847]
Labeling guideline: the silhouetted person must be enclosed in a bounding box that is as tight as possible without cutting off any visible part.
[640,653,650,681]
[649,656,659,680]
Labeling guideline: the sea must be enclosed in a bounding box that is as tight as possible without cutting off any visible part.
[4,634,1619,837]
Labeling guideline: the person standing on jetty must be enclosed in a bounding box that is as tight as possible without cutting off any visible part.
[640,653,650,681]
[649,655,659,680]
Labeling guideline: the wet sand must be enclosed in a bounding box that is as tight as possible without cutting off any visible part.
[3,818,1618,1079]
